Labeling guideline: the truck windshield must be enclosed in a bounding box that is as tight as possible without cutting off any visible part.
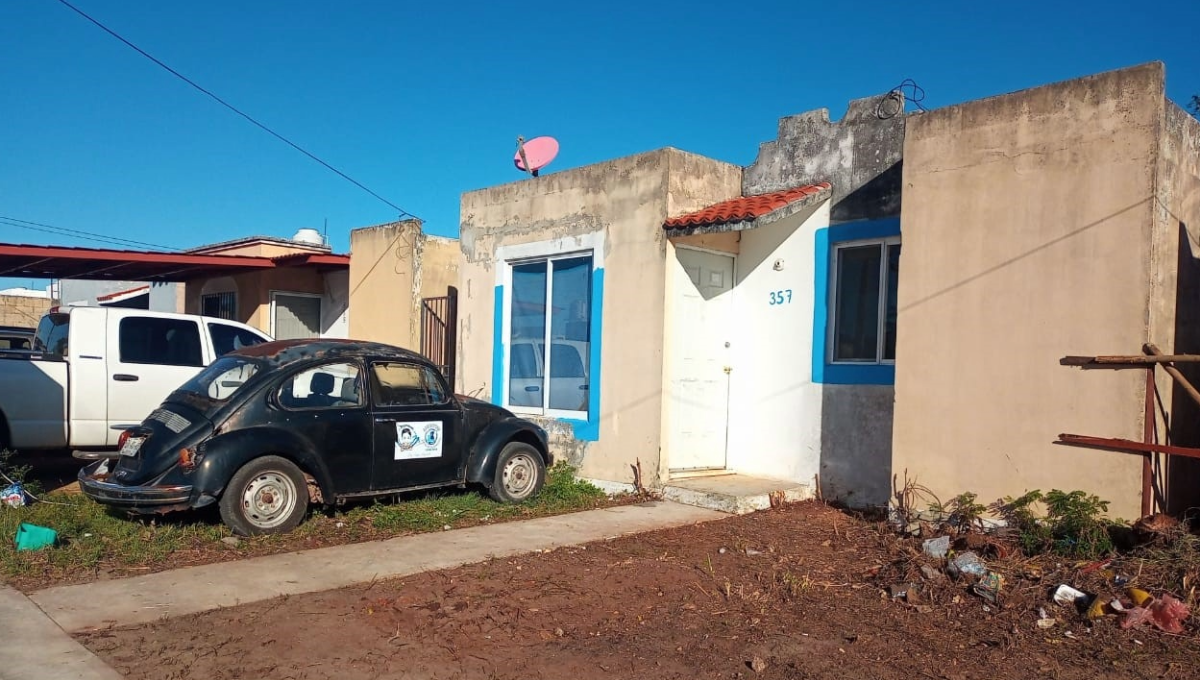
[33,313,70,355]
[179,356,264,403]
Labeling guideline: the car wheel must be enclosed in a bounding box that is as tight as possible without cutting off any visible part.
[219,456,309,536]
[488,442,546,503]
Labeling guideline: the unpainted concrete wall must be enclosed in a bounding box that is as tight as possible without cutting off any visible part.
[744,93,905,223]
[893,63,1165,519]
[0,294,51,328]
[348,221,460,351]
[458,148,741,486]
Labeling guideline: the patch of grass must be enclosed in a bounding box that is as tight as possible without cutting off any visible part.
[0,461,613,589]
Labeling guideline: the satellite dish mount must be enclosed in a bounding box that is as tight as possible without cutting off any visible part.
[514,136,559,177]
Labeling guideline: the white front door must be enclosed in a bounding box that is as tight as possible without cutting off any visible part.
[668,247,735,471]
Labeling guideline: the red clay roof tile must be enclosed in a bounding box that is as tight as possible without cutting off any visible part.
[663,182,831,230]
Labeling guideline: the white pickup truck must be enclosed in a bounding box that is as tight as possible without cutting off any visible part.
[0,307,271,454]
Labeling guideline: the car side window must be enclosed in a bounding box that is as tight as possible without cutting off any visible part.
[119,317,203,367]
[371,362,448,407]
[208,323,268,356]
[278,362,364,410]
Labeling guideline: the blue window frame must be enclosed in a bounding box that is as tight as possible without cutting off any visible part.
[813,218,901,385]
[492,244,605,442]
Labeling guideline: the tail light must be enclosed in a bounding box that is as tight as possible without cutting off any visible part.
[179,447,199,470]
[117,430,130,450]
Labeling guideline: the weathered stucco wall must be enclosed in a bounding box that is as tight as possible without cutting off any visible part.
[893,63,1165,519]
[420,236,461,301]
[1155,102,1200,511]
[348,221,459,351]
[459,148,741,486]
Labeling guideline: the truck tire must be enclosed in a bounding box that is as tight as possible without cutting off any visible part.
[219,456,309,536]
[488,442,546,503]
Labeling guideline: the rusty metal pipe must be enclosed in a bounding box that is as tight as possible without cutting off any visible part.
[1144,343,1200,410]
[1143,369,1155,517]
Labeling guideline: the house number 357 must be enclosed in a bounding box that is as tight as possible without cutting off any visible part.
[769,289,793,305]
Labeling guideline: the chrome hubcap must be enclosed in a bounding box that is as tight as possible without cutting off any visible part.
[502,454,537,499]
[242,472,297,529]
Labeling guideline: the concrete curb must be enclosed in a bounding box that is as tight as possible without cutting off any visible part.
[0,586,122,680]
[32,500,727,633]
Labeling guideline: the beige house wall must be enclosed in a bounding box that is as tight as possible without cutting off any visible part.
[458,148,741,486]
[892,63,1169,519]
[1154,100,1200,510]
[0,294,52,328]
[348,221,460,351]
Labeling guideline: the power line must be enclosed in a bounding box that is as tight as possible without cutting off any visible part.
[0,216,178,251]
[51,0,421,222]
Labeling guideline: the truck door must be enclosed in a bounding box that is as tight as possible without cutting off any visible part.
[105,314,206,445]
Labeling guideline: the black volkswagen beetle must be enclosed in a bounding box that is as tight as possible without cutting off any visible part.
[78,339,551,535]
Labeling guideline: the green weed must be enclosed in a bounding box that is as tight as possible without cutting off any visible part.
[0,461,611,587]
[992,489,1115,559]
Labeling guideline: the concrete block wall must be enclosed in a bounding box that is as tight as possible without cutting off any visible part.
[0,295,51,328]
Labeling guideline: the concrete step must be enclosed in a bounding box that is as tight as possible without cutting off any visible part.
[663,474,814,515]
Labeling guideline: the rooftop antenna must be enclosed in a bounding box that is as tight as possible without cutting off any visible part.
[514,136,559,178]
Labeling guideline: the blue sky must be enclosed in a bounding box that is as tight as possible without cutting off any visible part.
[2,0,1198,287]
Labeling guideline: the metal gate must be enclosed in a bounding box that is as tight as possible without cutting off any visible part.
[420,286,458,389]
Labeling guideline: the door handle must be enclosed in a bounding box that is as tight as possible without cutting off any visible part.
[525,386,540,392]
[113,374,139,382]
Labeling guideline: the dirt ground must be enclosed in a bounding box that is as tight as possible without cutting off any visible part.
[80,502,1198,680]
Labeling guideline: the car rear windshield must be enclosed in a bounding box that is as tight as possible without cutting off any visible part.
[33,313,70,355]
[178,355,264,404]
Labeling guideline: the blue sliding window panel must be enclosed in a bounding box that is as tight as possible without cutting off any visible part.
[812,217,900,386]
[490,234,606,442]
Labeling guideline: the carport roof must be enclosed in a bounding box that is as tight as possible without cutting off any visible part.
[663,182,832,234]
[0,243,350,282]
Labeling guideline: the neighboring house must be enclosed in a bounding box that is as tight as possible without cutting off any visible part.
[456,107,901,501]
[59,280,181,312]
[455,61,1200,519]
[0,232,352,341]
[182,230,351,340]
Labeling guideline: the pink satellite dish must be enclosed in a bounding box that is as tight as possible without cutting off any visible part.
[514,136,559,176]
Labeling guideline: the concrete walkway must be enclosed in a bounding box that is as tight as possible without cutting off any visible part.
[0,586,122,680]
[32,500,725,634]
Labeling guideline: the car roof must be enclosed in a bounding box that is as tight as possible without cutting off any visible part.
[228,338,430,368]
[0,326,33,335]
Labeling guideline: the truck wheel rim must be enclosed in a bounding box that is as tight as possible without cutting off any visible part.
[502,454,537,499]
[242,472,297,529]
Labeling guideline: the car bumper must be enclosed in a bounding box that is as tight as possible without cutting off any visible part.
[77,464,194,507]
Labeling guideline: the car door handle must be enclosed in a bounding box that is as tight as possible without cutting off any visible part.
[525,386,540,392]
[113,374,139,382]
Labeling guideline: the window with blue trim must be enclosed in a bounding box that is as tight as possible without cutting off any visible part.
[504,254,593,416]
[830,237,900,365]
